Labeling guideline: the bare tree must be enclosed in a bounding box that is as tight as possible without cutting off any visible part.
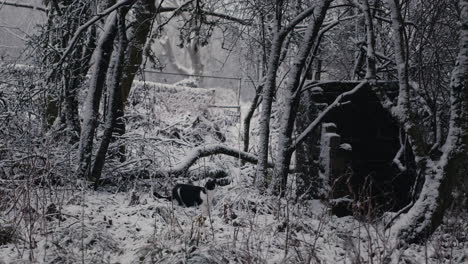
[112,0,157,161]
[77,10,120,181]
[255,1,319,186]
[90,6,130,182]
[273,0,333,195]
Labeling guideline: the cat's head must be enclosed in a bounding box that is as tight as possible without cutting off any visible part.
[205,179,216,191]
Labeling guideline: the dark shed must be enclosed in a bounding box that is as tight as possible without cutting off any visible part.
[298,81,416,216]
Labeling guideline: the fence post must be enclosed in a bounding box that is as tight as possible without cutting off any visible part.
[318,123,341,197]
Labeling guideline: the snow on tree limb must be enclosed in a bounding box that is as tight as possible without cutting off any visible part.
[290,80,368,152]
[165,144,275,176]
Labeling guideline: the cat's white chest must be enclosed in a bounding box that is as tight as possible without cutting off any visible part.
[200,189,214,213]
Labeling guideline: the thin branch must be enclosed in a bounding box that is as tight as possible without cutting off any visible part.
[393,130,407,172]
[0,1,47,12]
[202,10,252,25]
[374,15,415,27]
[281,5,317,35]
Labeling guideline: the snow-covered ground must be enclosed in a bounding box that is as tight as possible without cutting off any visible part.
[1,178,467,263]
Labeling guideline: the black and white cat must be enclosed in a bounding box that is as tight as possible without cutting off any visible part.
[153,179,216,207]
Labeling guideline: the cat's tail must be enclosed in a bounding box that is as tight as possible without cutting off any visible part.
[153,191,172,201]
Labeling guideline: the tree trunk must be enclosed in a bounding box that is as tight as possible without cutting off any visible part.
[359,0,377,79]
[113,0,156,161]
[273,0,332,196]
[256,31,285,187]
[386,0,428,159]
[256,4,317,186]
[392,0,468,244]
[91,7,129,183]
[77,12,118,180]
[243,83,263,153]
[295,90,322,199]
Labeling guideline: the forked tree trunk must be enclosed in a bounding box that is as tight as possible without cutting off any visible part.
[113,0,156,161]
[91,7,129,183]
[274,0,332,196]
[77,12,118,180]
[256,4,318,186]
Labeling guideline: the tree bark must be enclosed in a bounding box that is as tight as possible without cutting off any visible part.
[353,0,376,79]
[91,7,129,183]
[256,4,318,186]
[273,0,332,196]
[243,83,263,153]
[113,0,157,161]
[77,12,118,180]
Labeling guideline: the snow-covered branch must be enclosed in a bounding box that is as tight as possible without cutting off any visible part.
[291,80,368,152]
[201,10,252,25]
[281,6,317,35]
[166,144,275,176]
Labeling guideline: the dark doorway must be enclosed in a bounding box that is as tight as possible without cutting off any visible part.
[308,81,415,215]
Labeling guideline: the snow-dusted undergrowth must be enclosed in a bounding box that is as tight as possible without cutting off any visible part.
[1,69,467,263]
[2,173,467,263]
